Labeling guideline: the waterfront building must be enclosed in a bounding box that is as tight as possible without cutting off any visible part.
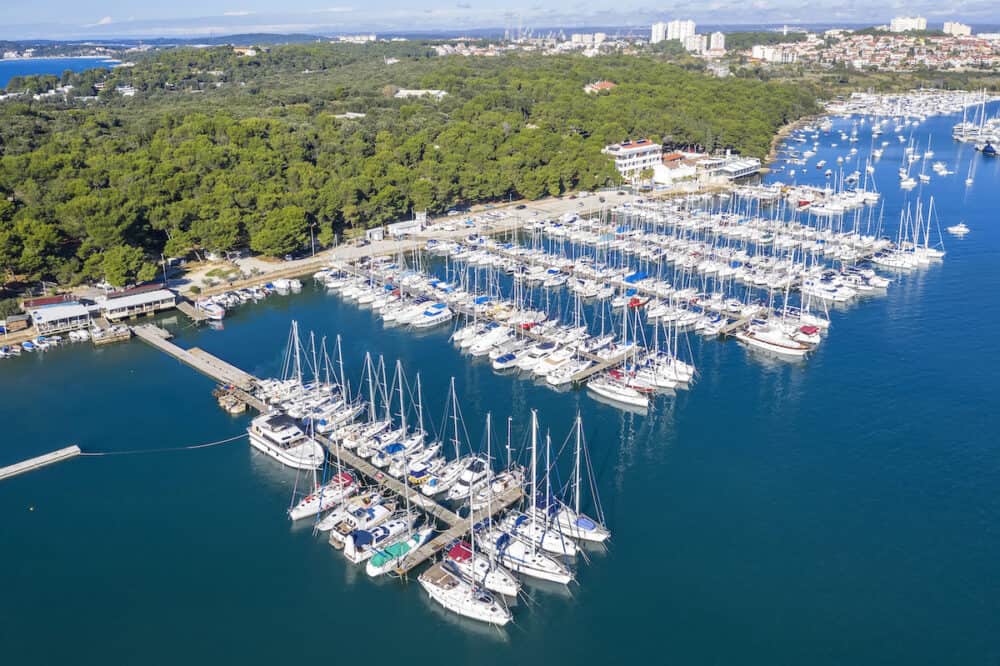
[890,16,927,32]
[602,139,663,180]
[717,157,762,180]
[651,22,667,44]
[29,302,91,334]
[667,20,696,42]
[101,288,176,321]
[943,22,972,37]
[4,313,30,332]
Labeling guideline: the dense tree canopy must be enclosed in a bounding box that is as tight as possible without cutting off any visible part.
[0,44,821,286]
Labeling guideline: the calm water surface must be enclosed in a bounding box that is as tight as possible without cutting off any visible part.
[0,57,115,88]
[2,108,999,665]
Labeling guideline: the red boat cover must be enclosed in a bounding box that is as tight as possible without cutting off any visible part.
[334,471,354,485]
[448,541,473,562]
[800,325,819,335]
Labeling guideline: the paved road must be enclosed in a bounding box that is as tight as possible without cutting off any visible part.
[179,190,637,295]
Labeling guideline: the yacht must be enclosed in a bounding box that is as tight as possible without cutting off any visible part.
[344,515,415,564]
[418,560,512,625]
[586,374,649,409]
[365,525,434,577]
[247,413,325,470]
[411,303,454,329]
[445,541,520,597]
[196,300,225,321]
[421,457,469,496]
[446,457,490,501]
[479,527,573,584]
[288,471,356,521]
[328,499,398,547]
[734,320,810,358]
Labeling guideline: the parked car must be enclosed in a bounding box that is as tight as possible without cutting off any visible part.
[515,204,527,210]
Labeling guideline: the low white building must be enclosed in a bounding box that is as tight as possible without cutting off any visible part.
[394,89,448,100]
[602,140,663,181]
[102,289,176,321]
[717,157,762,180]
[29,302,91,334]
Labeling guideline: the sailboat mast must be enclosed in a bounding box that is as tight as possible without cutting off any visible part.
[396,360,407,434]
[574,413,582,516]
[365,352,376,421]
[530,409,538,541]
[336,335,348,402]
[451,377,460,458]
[416,372,424,436]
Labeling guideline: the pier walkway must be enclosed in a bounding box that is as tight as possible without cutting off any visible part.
[0,446,81,481]
[176,300,209,323]
[133,324,256,390]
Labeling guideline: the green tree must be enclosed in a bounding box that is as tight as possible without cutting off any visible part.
[250,205,308,256]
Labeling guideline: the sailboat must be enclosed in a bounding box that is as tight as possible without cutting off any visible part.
[289,470,355,521]
[418,559,512,625]
[478,411,573,584]
[532,414,610,543]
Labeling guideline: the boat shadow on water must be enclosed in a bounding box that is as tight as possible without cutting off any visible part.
[586,390,650,417]
[418,590,514,641]
[740,344,811,369]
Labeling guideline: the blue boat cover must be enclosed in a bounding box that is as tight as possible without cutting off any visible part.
[623,271,648,283]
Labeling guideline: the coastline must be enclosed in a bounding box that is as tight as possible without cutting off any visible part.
[0,56,117,62]
[765,113,824,166]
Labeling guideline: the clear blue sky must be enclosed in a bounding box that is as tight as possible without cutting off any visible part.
[1,1,994,40]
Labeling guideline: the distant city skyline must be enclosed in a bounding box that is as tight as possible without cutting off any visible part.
[1,1,998,40]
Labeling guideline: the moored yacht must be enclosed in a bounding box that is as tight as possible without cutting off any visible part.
[247,413,325,470]
[418,560,512,625]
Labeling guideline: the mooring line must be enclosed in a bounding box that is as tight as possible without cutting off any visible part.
[79,433,247,456]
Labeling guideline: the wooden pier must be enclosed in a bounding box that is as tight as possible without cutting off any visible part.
[0,445,81,481]
[134,333,524,575]
[176,300,209,323]
[132,324,256,390]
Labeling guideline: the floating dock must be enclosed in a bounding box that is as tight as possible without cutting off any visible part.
[0,445,81,481]
[133,324,256,390]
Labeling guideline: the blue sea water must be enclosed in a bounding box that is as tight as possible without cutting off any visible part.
[0,57,114,88]
[2,107,999,664]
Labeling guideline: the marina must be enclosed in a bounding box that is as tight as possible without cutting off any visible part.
[2,97,1000,663]
[131,319,594,617]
